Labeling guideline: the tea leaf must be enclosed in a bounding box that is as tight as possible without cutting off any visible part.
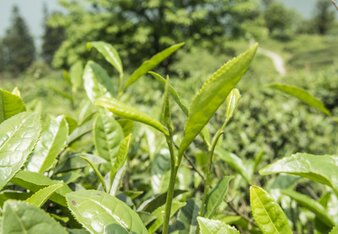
[27,115,69,173]
[260,153,338,195]
[66,190,148,234]
[2,201,68,234]
[250,185,292,234]
[282,189,334,227]
[224,88,241,125]
[197,217,240,234]
[329,225,338,234]
[124,42,185,89]
[179,44,258,156]
[176,199,199,234]
[269,83,331,116]
[0,112,41,190]
[83,61,114,102]
[87,41,123,77]
[96,96,169,136]
[205,176,232,218]
[26,183,64,207]
[94,111,124,162]
[0,88,26,123]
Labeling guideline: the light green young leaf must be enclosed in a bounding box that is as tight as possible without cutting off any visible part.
[83,61,114,102]
[0,112,41,190]
[94,111,124,162]
[148,71,189,115]
[260,153,338,195]
[26,183,64,207]
[205,176,233,218]
[269,83,331,116]
[148,200,186,234]
[250,185,292,234]
[282,190,335,227]
[0,88,26,123]
[110,134,132,183]
[70,61,83,93]
[160,76,171,126]
[224,88,241,125]
[179,44,258,157]
[81,156,107,192]
[66,190,148,234]
[27,115,69,173]
[124,42,185,89]
[87,41,123,77]
[197,217,240,234]
[96,96,169,136]
[329,225,338,234]
[2,200,68,234]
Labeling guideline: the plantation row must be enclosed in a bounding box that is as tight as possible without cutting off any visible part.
[0,42,337,234]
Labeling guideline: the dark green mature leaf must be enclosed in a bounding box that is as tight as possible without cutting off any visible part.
[148,200,186,234]
[270,83,331,116]
[0,88,26,123]
[178,44,258,156]
[26,183,64,207]
[96,96,169,136]
[94,111,124,162]
[83,61,114,102]
[197,217,240,234]
[27,115,69,173]
[66,190,148,234]
[260,153,338,195]
[2,200,68,234]
[148,71,189,115]
[124,42,185,89]
[176,199,199,234]
[0,112,41,190]
[205,176,232,218]
[250,185,292,234]
[282,190,335,227]
[87,41,123,77]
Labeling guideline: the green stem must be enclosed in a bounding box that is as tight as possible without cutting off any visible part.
[162,135,177,234]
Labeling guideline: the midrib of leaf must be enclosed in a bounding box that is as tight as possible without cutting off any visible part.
[253,189,280,234]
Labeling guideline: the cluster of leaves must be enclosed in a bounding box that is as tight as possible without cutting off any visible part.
[0,41,337,234]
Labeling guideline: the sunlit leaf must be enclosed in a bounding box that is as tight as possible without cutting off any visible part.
[26,183,64,207]
[0,88,26,123]
[197,217,240,234]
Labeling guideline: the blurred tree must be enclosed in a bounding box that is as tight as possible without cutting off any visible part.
[2,5,36,74]
[264,2,299,39]
[0,40,5,72]
[51,0,264,69]
[312,0,336,35]
[41,4,65,65]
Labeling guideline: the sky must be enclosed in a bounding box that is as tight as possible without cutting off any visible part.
[0,0,329,47]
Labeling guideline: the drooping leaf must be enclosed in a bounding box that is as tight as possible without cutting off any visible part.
[197,217,240,234]
[269,83,331,116]
[282,189,335,227]
[26,183,64,207]
[0,112,41,190]
[27,115,69,173]
[66,190,148,234]
[148,71,189,115]
[250,185,292,234]
[87,41,123,77]
[2,200,68,234]
[178,44,258,156]
[96,96,169,136]
[216,149,251,183]
[83,61,114,102]
[80,156,107,192]
[260,153,338,195]
[205,176,233,218]
[0,88,26,123]
[176,199,200,234]
[124,42,185,89]
[94,111,124,162]
[224,88,241,125]
[148,200,186,234]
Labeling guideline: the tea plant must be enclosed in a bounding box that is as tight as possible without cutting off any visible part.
[0,41,337,234]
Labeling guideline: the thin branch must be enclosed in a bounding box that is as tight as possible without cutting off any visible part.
[227,201,257,227]
[183,153,205,181]
[332,0,338,11]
